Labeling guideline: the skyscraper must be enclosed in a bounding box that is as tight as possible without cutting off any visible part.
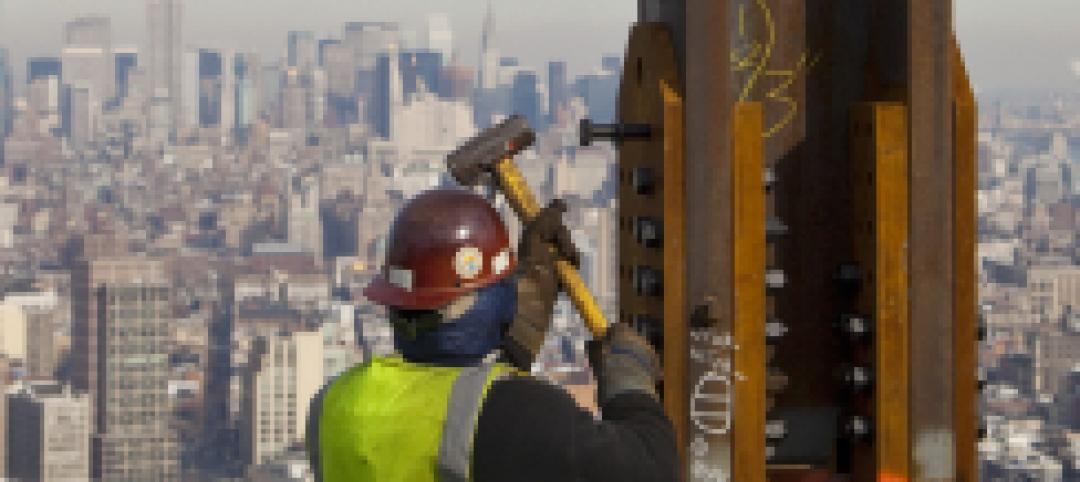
[547,61,567,124]
[478,3,499,90]
[181,49,200,128]
[71,257,179,480]
[114,48,139,103]
[240,330,323,466]
[373,46,403,139]
[0,49,12,141]
[280,68,309,131]
[6,383,92,481]
[423,13,453,64]
[287,31,317,75]
[511,70,542,130]
[62,17,114,97]
[26,62,64,137]
[234,53,260,144]
[67,83,93,150]
[399,50,443,99]
[61,16,114,145]
[197,49,233,128]
[342,22,399,70]
[574,70,618,124]
[27,57,62,83]
[147,0,184,136]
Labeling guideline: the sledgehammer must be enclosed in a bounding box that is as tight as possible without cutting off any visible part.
[446,115,610,339]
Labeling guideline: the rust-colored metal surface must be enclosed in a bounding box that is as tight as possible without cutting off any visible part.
[633,1,973,480]
[907,2,956,480]
[616,22,689,471]
[850,102,911,482]
[661,80,689,470]
[950,34,978,482]
[732,101,766,482]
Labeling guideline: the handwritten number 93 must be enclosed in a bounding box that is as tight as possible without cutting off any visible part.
[730,0,823,139]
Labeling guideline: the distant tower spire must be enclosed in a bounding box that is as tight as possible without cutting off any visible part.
[479,2,498,90]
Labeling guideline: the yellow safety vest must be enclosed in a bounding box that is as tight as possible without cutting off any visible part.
[315,356,515,482]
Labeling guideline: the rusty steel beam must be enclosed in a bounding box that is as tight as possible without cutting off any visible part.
[661,79,689,470]
[851,102,912,482]
[732,101,767,482]
[907,1,956,480]
[951,34,978,482]
[616,22,690,475]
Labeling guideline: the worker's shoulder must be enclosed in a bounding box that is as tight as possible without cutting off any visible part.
[317,357,380,397]
[486,372,589,414]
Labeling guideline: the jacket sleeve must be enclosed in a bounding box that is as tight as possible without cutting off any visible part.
[471,376,679,482]
[306,384,329,482]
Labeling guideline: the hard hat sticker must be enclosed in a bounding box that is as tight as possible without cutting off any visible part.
[454,247,484,280]
[491,249,510,276]
[389,268,413,291]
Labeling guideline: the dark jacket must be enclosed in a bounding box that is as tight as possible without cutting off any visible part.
[308,372,678,482]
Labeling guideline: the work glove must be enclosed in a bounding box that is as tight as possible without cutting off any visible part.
[588,323,661,405]
[503,199,580,371]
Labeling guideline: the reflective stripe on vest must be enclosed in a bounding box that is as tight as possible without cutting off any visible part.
[317,356,513,482]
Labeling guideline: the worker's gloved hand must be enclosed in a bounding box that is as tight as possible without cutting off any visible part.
[503,199,580,371]
[589,323,660,405]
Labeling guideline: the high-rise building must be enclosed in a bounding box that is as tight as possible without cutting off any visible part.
[373,46,403,139]
[547,61,567,124]
[70,257,179,480]
[288,176,323,258]
[66,83,93,150]
[234,53,260,144]
[317,38,340,67]
[180,49,199,128]
[423,13,453,64]
[478,3,499,90]
[61,17,113,147]
[399,50,443,99]
[439,64,474,101]
[28,74,63,136]
[6,383,92,481]
[240,330,323,466]
[147,0,184,136]
[197,49,234,131]
[0,291,61,380]
[601,55,622,74]
[511,70,542,130]
[320,40,352,96]
[24,58,64,139]
[27,57,63,84]
[61,17,114,103]
[287,31,317,75]
[260,64,282,125]
[322,41,359,127]
[0,301,27,360]
[114,48,139,103]
[280,68,308,131]
[0,49,12,141]
[343,22,399,70]
[574,70,618,124]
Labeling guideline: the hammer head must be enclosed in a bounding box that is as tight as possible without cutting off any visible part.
[447,114,536,187]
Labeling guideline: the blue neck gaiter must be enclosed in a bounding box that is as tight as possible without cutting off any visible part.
[393,277,517,367]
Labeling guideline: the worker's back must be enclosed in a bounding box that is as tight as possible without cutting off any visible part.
[313,356,514,482]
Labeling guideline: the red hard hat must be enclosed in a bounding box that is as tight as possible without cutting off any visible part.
[364,189,517,310]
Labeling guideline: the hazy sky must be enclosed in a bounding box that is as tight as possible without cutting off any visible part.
[0,0,1076,94]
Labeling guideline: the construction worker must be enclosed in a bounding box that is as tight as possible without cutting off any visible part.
[307,189,677,482]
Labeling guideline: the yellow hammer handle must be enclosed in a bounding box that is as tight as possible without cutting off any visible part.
[494,157,610,338]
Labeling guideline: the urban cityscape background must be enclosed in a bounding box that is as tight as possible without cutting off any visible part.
[0,1,1073,481]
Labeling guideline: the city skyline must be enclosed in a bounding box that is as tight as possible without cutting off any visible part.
[0,0,634,96]
[2,1,1080,93]
[0,2,1074,480]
